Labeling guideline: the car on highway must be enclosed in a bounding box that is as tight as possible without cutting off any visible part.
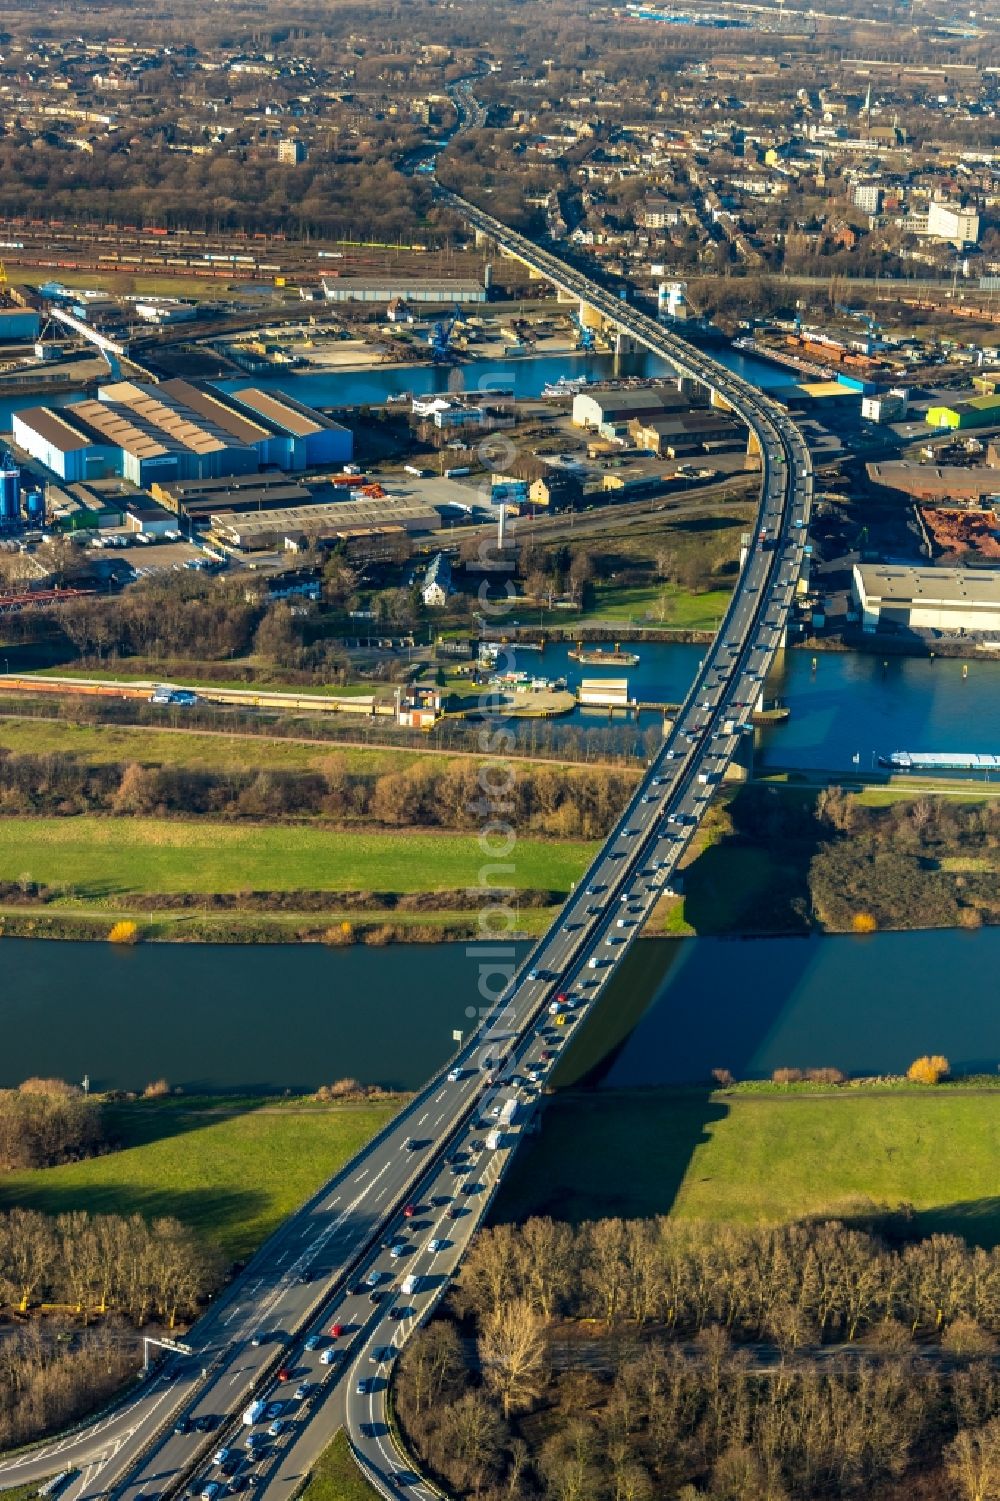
[304,1335,320,1352]
[357,1377,371,1396]
[447,1067,463,1082]
[320,1347,340,1365]
[175,1417,191,1435]
[366,1270,381,1287]
[428,1238,446,1253]
[402,1203,416,1218]
[293,1383,309,1401]
[268,1419,285,1438]
[265,1402,283,1420]
[200,1482,221,1501]
[213,1449,233,1467]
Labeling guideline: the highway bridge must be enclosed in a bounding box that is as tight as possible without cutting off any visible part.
[0,205,812,1501]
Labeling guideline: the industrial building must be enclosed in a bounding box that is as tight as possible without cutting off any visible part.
[12,381,351,485]
[209,495,445,554]
[572,386,688,431]
[866,461,1000,502]
[862,388,909,425]
[926,395,1000,431]
[0,307,42,341]
[853,563,1000,635]
[630,410,743,457]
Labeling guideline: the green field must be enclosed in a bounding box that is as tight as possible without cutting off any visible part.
[496,1088,1000,1245]
[582,582,732,630]
[0,716,429,775]
[0,1097,400,1262]
[300,1431,379,1501]
[0,818,595,898]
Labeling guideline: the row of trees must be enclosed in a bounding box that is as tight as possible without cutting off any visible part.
[456,1217,1000,1346]
[0,748,637,840]
[0,1207,224,1326]
[0,1080,104,1173]
[397,1320,1000,1501]
[0,1324,138,1453]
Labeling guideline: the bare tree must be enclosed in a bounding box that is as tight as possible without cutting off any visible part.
[478,1297,548,1420]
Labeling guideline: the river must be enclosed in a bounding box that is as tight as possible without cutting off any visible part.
[1,925,997,1093]
[0,938,515,1095]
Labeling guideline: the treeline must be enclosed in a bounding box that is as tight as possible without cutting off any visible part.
[0,1207,224,1326]
[0,1080,104,1172]
[0,749,637,839]
[395,1216,1000,1500]
[0,1325,137,1453]
[398,1325,1000,1501]
[457,1218,1000,1345]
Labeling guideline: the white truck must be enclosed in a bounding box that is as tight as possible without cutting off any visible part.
[486,1128,503,1151]
[499,1097,518,1127]
[242,1400,265,1427]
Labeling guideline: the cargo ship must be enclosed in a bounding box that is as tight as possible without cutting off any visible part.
[567,643,640,667]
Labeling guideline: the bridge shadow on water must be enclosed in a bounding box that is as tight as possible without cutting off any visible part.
[492,784,837,1226]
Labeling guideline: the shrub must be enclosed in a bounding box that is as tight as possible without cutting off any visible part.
[711,1068,735,1087]
[108,920,139,945]
[806,1067,846,1085]
[851,911,878,933]
[142,1079,171,1098]
[322,921,354,947]
[772,1068,803,1085]
[907,1054,950,1085]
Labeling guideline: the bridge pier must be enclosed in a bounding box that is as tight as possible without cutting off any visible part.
[710,387,734,413]
[724,728,754,783]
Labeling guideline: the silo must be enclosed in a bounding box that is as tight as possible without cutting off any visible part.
[0,451,20,525]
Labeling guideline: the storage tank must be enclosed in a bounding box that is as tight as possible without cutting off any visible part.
[24,489,45,524]
[0,453,21,525]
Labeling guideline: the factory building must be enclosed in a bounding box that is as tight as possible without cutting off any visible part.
[854,563,1000,635]
[0,307,42,341]
[209,496,445,554]
[11,382,352,485]
[220,387,352,468]
[12,406,121,483]
[572,386,689,430]
[926,395,1000,431]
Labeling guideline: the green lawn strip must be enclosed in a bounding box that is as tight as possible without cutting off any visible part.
[0,717,431,775]
[581,583,732,630]
[0,819,596,897]
[0,1099,401,1263]
[299,1429,380,1501]
[496,1089,1000,1245]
